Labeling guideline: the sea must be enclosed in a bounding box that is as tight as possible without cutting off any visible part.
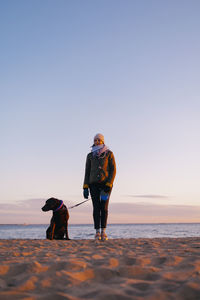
[0,223,200,239]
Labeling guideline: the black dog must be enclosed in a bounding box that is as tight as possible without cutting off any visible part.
[42,197,70,240]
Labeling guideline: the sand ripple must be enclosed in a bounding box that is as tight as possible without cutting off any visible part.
[0,238,200,299]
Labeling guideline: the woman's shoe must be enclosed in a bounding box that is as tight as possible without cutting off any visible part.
[95,232,101,240]
[101,232,108,241]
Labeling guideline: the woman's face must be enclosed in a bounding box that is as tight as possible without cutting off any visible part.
[94,138,103,146]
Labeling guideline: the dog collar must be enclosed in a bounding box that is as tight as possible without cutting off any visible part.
[53,200,64,212]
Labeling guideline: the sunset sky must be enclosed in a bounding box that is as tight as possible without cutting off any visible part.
[1,0,200,224]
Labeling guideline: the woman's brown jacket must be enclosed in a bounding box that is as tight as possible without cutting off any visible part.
[83,150,116,189]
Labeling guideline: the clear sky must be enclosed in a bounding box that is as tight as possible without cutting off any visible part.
[1,0,200,224]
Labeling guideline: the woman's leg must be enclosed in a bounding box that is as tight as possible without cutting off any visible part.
[100,193,110,229]
[89,184,101,229]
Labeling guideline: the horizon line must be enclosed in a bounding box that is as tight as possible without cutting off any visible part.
[1,222,200,226]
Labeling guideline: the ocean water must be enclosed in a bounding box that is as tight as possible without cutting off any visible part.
[0,223,200,239]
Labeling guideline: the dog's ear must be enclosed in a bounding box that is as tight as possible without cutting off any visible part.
[46,197,58,206]
[46,197,61,208]
[47,197,57,202]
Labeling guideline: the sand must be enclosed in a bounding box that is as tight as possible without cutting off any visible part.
[1,238,200,299]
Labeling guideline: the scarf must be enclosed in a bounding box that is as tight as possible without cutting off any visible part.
[91,144,109,157]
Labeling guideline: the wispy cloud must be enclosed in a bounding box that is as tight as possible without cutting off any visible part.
[124,194,169,199]
[0,198,45,211]
[1,199,200,224]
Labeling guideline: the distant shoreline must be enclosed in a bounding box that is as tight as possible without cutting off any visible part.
[1,222,200,225]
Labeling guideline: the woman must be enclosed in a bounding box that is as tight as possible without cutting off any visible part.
[83,133,116,240]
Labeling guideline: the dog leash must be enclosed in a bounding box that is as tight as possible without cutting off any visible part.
[68,198,91,210]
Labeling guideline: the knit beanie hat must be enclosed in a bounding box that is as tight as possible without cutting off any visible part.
[94,133,104,144]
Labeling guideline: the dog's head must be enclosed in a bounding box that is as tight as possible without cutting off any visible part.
[42,197,62,212]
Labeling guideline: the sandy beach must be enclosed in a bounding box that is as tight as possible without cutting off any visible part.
[1,238,200,299]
